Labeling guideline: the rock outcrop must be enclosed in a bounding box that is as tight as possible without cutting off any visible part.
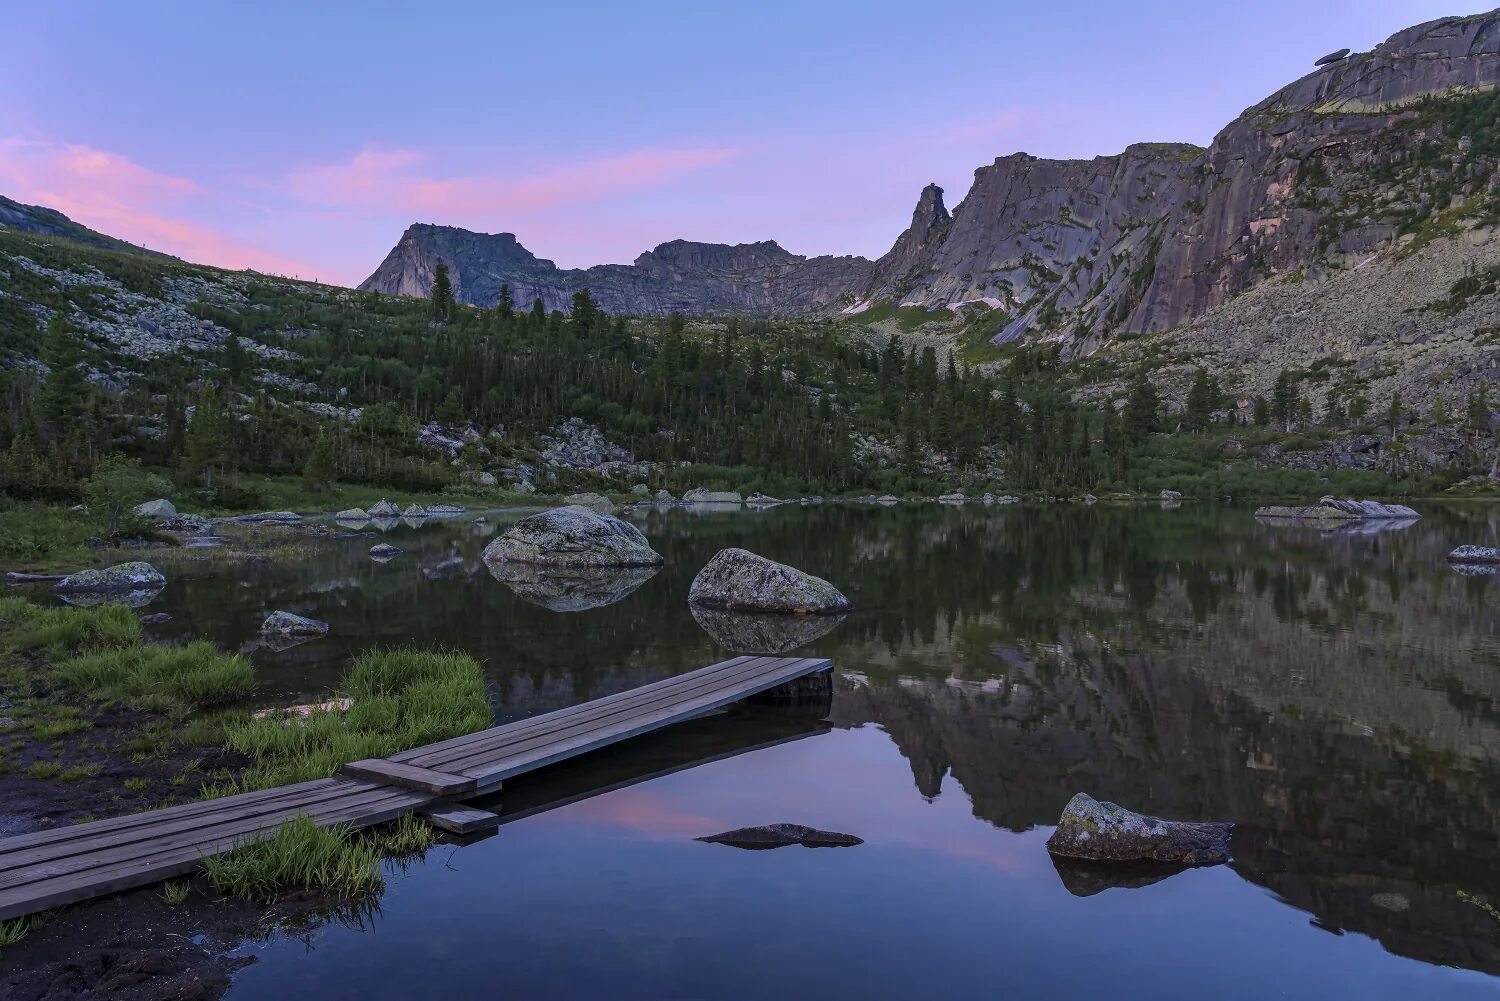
[687,548,852,614]
[54,562,166,593]
[133,498,176,519]
[1045,793,1233,866]
[1256,497,1421,521]
[481,505,664,567]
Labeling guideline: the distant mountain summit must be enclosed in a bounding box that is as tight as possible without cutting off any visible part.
[363,11,1499,341]
[0,195,171,258]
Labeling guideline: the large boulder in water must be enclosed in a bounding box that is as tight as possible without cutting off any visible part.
[481,505,663,567]
[54,562,166,594]
[1045,793,1232,866]
[687,548,851,614]
[1448,545,1500,564]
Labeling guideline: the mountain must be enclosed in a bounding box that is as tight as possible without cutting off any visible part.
[361,10,1500,346]
[0,194,171,259]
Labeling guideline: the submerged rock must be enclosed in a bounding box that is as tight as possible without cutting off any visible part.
[482,505,664,567]
[260,611,329,636]
[134,497,176,519]
[369,543,403,561]
[1045,793,1232,866]
[1255,497,1420,521]
[682,488,742,504]
[422,555,471,580]
[691,605,846,654]
[54,562,166,594]
[487,562,659,612]
[687,548,851,614]
[1447,545,1500,564]
[697,823,863,850]
[140,612,172,625]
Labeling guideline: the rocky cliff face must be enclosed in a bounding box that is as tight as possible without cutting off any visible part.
[361,11,1500,346]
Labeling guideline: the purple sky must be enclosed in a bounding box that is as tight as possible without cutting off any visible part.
[1,2,1488,286]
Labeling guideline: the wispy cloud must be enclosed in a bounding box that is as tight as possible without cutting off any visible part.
[0,138,324,278]
[943,112,1024,144]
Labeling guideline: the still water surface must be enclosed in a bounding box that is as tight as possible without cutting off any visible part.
[139,503,1500,998]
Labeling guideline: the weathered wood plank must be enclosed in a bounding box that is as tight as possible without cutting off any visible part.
[420,804,502,835]
[341,759,478,796]
[408,656,798,770]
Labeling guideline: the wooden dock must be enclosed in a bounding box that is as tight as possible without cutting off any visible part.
[0,654,831,920]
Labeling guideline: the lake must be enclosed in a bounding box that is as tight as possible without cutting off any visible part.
[132,502,1500,998]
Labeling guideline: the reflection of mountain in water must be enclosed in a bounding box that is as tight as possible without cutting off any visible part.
[487,562,660,612]
[690,605,846,654]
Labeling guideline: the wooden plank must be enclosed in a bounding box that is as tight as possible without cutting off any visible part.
[0,785,433,921]
[390,655,762,764]
[420,804,502,835]
[407,656,798,770]
[449,658,831,783]
[341,759,477,796]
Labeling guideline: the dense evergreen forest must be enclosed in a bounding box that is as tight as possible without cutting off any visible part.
[1,230,1496,519]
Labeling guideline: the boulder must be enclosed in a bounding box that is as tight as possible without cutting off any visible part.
[876,495,901,506]
[697,823,863,850]
[54,562,166,594]
[1315,47,1351,66]
[682,488,743,504]
[464,471,498,488]
[401,504,428,518]
[228,511,302,525]
[369,543,403,561]
[260,611,329,636]
[513,481,536,496]
[334,507,368,521]
[158,513,213,534]
[481,505,664,567]
[1160,489,1183,500]
[1045,793,1232,866]
[1255,497,1420,521]
[937,492,966,504]
[745,492,784,506]
[1084,494,1098,505]
[367,499,399,517]
[426,504,465,516]
[133,498,176,519]
[1448,545,1500,564]
[140,612,172,625]
[563,492,614,510]
[687,548,852,615]
[654,489,675,504]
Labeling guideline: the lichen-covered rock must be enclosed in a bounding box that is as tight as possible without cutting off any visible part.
[1160,489,1183,500]
[402,504,427,518]
[697,823,863,850]
[134,498,176,519]
[369,544,403,561]
[654,489,675,504]
[1255,497,1420,521]
[54,562,166,593]
[562,492,614,510]
[426,504,465,516]
[1045,793,1232,866]
[260,611,329,636]
[487,562,659,612]
[158,513,213,534]
[745,492,784,506]
[481,505,664,567]
[682,488,742,504]
[335,507,368,521]
[367,499,399,517]
[687,548,851,615]
[1447,544,1500,564]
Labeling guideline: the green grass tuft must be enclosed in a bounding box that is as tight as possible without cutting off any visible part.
[56,640,254,713]
[218,647,490,791]
[200,815,385,903]
[160,880,191,905]
[0,598,140,654]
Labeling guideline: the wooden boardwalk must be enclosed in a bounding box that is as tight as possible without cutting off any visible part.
[0,654,831,920]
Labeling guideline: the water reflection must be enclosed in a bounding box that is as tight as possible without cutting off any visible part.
[690,605,847,653]
[487,562,661,612]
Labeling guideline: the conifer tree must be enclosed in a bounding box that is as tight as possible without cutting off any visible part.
[496,283,514,319]
[430,263,455,322]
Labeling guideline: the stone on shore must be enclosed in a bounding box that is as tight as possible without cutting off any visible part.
[260,611,329,636]
[54,562,166,594]
[1045,793,1232,866]
[687,548,851,615]
[697,823,863,850]
[134,498,176,519]
[481,505,664,567]
[682,488,742,504]
[654,489,675,504]
[1448,545,1500,564]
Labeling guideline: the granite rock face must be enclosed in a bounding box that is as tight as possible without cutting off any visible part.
[687,548,851,614]
[358,11,1500,349]
[481,505,664,567]
[1046,793,1233,866]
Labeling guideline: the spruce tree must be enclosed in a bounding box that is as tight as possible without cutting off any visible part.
[496,283,514,319]
[1123,374,1160,442]
[430,263,455,322]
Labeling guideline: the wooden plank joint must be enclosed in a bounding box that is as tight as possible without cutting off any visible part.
[420,804,502,835]
[341,759,477,796]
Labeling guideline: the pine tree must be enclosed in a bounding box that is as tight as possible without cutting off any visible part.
[1253,395,1270,426]
[36,315,89,435]
[1123,374,1160,442]
[1271,370,1298,430]
[1385,391,1405,434]
[1184,367,1217,432]
[496,283,514,319]
[570,288,599,332]
[531,297,546,324]
[302,433,335,489]
[430,263,455,323]
[1431,393,1449,427]
[181,391,231,488]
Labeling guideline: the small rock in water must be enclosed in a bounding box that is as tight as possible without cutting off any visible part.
[369,543,403,561]
[687,548,851,615]
[260,611,329,636]
[1046,793,1232,866]
[54,562,166,594]
[697,823,863,850]
[1447,544,1500,564]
